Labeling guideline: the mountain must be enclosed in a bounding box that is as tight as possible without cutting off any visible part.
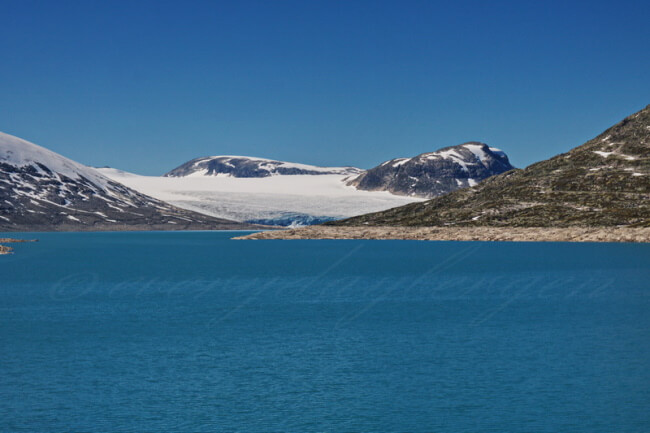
[346,142,514,198]
[332,105,650,227]
[126,146,510,227]
[165,156,362,178]
[0,132,260,231]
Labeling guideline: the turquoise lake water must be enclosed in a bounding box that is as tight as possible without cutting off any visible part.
[1,231,649,432]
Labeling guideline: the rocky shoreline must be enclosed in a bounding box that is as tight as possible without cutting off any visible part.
[233,226,650,243]
[0,238,38,255]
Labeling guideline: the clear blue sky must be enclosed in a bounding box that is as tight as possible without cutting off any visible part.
[1,0,648,175]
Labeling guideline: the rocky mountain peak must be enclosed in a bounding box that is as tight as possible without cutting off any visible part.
[346,142,514,198]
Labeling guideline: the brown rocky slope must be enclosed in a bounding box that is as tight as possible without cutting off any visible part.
[331,104,650,228]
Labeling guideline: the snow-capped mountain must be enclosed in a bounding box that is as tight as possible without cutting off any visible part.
[0,132,258,231]
[165,156,362,178]
[347,142,514,198]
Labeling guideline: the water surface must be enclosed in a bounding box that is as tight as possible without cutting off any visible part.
[1,231,649,432]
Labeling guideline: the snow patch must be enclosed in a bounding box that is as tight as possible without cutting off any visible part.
[437,149,471,172]
[392,158,410,168]
[462,143,490,165]
[487,147,507,158]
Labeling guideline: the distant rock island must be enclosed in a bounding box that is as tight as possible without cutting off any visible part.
[0,238,37,255]
[239,104,650,242]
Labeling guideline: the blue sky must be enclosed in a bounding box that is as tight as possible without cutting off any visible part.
[1,0,648,175]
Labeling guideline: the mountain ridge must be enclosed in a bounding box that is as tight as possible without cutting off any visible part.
[330,104,650,227]
[165,155,362,178]
[0,132,260,232]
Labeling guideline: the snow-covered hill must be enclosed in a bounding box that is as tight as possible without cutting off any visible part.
[347,142,514,198]
[99,167,423,226]
[165,155,362,177]
[0,132,257,231]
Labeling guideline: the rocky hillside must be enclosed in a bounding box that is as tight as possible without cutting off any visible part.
[332,105,650,227]
[0,132,259,231]
[165,155,361,178]
[346,142,514,198]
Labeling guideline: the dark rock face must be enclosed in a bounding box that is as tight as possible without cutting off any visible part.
[165,156,361,178]
[333,105,650,228]
[0,134,259,232]
[346,142,514,198]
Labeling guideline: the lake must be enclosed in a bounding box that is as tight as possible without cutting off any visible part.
[1,231,649,432]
